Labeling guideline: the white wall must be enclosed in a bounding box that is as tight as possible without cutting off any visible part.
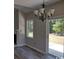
[17,11,25,45]
[25,17,49,53]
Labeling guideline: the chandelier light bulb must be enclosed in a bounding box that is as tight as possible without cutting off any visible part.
[50,9,55,15]
[40,8,45,14]
[39,12,41,16]
[34,10,38,16]
[47,11,51,17]
[34,0,55,22]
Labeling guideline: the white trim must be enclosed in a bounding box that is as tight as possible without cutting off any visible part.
[25,44,46,54]
[49,43,64,53]
[49,48,64,57]
[14,44,26,47]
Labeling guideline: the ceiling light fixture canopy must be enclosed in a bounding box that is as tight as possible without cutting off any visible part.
[34,0,55,22]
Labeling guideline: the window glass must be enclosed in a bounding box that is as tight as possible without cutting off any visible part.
[26,20,33,38]
[49,17,64,53]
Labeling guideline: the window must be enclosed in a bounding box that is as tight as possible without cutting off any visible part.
[49,17,64,46]
[49,17,64,58]
[26,20,33,38]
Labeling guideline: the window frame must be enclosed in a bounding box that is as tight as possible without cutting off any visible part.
[25,19,33,39]
[48,16,64,58]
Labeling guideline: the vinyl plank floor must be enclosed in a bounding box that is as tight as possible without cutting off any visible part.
[14,46,56,59]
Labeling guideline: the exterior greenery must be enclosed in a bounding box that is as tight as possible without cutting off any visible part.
[53,18,64,33]
[49,17,64,35]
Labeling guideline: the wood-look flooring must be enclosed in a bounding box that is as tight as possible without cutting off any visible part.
[14,46,56,59]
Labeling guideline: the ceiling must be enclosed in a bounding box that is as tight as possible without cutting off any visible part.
[14,0,61,12]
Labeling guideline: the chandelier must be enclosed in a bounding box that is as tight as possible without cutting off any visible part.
[34,0,55,22]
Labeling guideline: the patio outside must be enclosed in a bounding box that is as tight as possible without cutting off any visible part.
[49,33,64,45]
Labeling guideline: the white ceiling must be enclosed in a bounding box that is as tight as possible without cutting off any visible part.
[15,0,60,8]
[14,0,61,12]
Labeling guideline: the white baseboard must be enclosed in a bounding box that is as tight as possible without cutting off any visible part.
[49,49,64,57]
[25,44,46,54]
[14,44,26,47]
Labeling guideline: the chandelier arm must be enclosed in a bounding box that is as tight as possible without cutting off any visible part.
[34,0,55,22]
[43,0,44,4]
[42,0,45,8]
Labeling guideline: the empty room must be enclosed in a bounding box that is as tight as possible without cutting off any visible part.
[14,0,64,59]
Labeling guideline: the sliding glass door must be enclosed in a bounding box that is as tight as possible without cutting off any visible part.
[48,17,64,59]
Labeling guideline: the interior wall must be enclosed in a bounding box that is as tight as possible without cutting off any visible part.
[24,17,48,53]
[14,10,48,53]
[17,11,25,45]
[48,1,64,17]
